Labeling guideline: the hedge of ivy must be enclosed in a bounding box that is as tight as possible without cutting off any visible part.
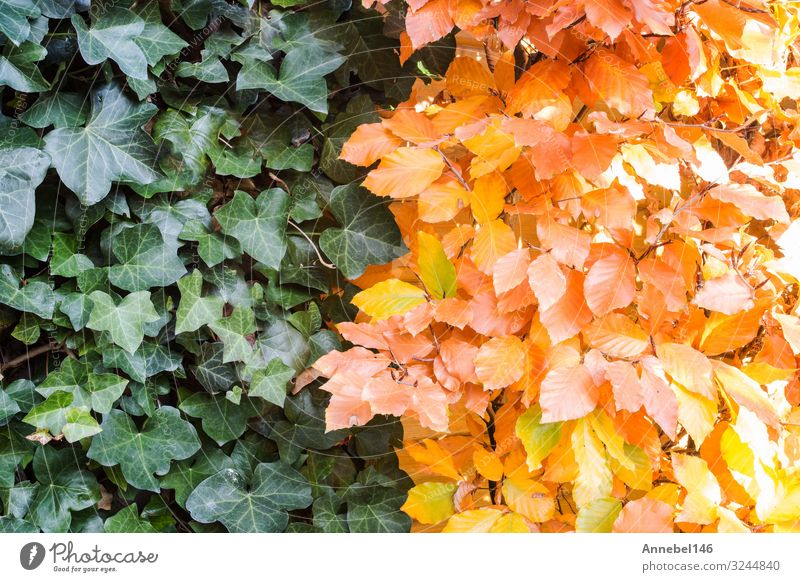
[0,0,453,533]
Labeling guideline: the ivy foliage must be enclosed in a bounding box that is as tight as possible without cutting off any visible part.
[0,0,455,533]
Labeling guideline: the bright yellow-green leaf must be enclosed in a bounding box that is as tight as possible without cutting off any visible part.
[401,481,457,524]
[610,443,653,491]
[417,231,457,300]
[576,497,622,533]
[443,508,504,532]
[352,278,427,319]
[571,418,612,508]
[515,405,562,471]
[588,409,634,470]
[490,512,533,532]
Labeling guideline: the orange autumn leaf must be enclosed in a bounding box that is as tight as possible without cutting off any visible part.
[612,498,674,533]
[582,313,650,359]
[693,271,755,316]
[493,248,531,295]
[471,219,517,274]
[584,245,636,316]
[418,175,470,223]
[383,108,442,145]
[314,0,800,534]
[339,123,404,167]
[405,0,454,49]
[540,364,599,423]
[471,172,507,224]
[578,50,655,118]
[362,147,445,198]
[474,335,526,390]
[527,253,567,311]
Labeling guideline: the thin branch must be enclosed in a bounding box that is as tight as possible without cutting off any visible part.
[0,343,60,373]
[287,221,336,269]
[719,0,769,13]
[434,146,471,192]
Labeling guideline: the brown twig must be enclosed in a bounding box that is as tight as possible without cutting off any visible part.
[0,343,61,373]
[434,146,471,192]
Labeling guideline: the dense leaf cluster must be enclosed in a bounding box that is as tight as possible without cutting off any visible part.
[0,0,453,533]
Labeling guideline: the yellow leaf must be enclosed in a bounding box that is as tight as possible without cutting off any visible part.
[712,360,782,429]
[672,453,721,525]
[352,279,427,319]
[717,506,749,532]
[502,478,555,522]
[699,306,763,356]
[571,418,612,508]
[471,172,507,224]
[515,405,563,471]
[490,512,533,532]
[405,439,462,481]
[588,410,634,470]
[647,483,681,506]
[417,231,457,300]
[575,497,622,533]
[462,121,521,178]
[443,508,504,532]
[656,342,717,401]
[609,443,653,491]
[401,482,458,524]
[673,383,717,446]
[471,219,517,274]
[720,425,759,502]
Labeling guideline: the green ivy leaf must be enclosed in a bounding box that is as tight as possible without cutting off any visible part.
[160,449,234,507]
[191,342,237,393]
[209,307,256,363]
[62,408,103,442]
[248,358,294,407]
[179,220,240,267]
[44,84,160,206]
[0,42,48,92]
[28,446,100,533]
[35,358,129,414]
[87,290,160,354]
[87,407,201,492]
[345,486,411,533]
[0,0,40,45]
[134,4,188,66]
[0,387,21,424]
[319,184,406,279]
[186,462,312,532]
[50,233,94,277]
[71,8,148,80]
[215,189,290,270]
[103,503,157,533]
[0,423,33,488]
[22,390,79,438]
[0,264,54,318]
[175,269,224,334]
[108,223,187,291]
[0,147,50,251]
[179,392,258,445]
[103,342,182,384]
[237,48,344,114]
[19,92,89,128]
